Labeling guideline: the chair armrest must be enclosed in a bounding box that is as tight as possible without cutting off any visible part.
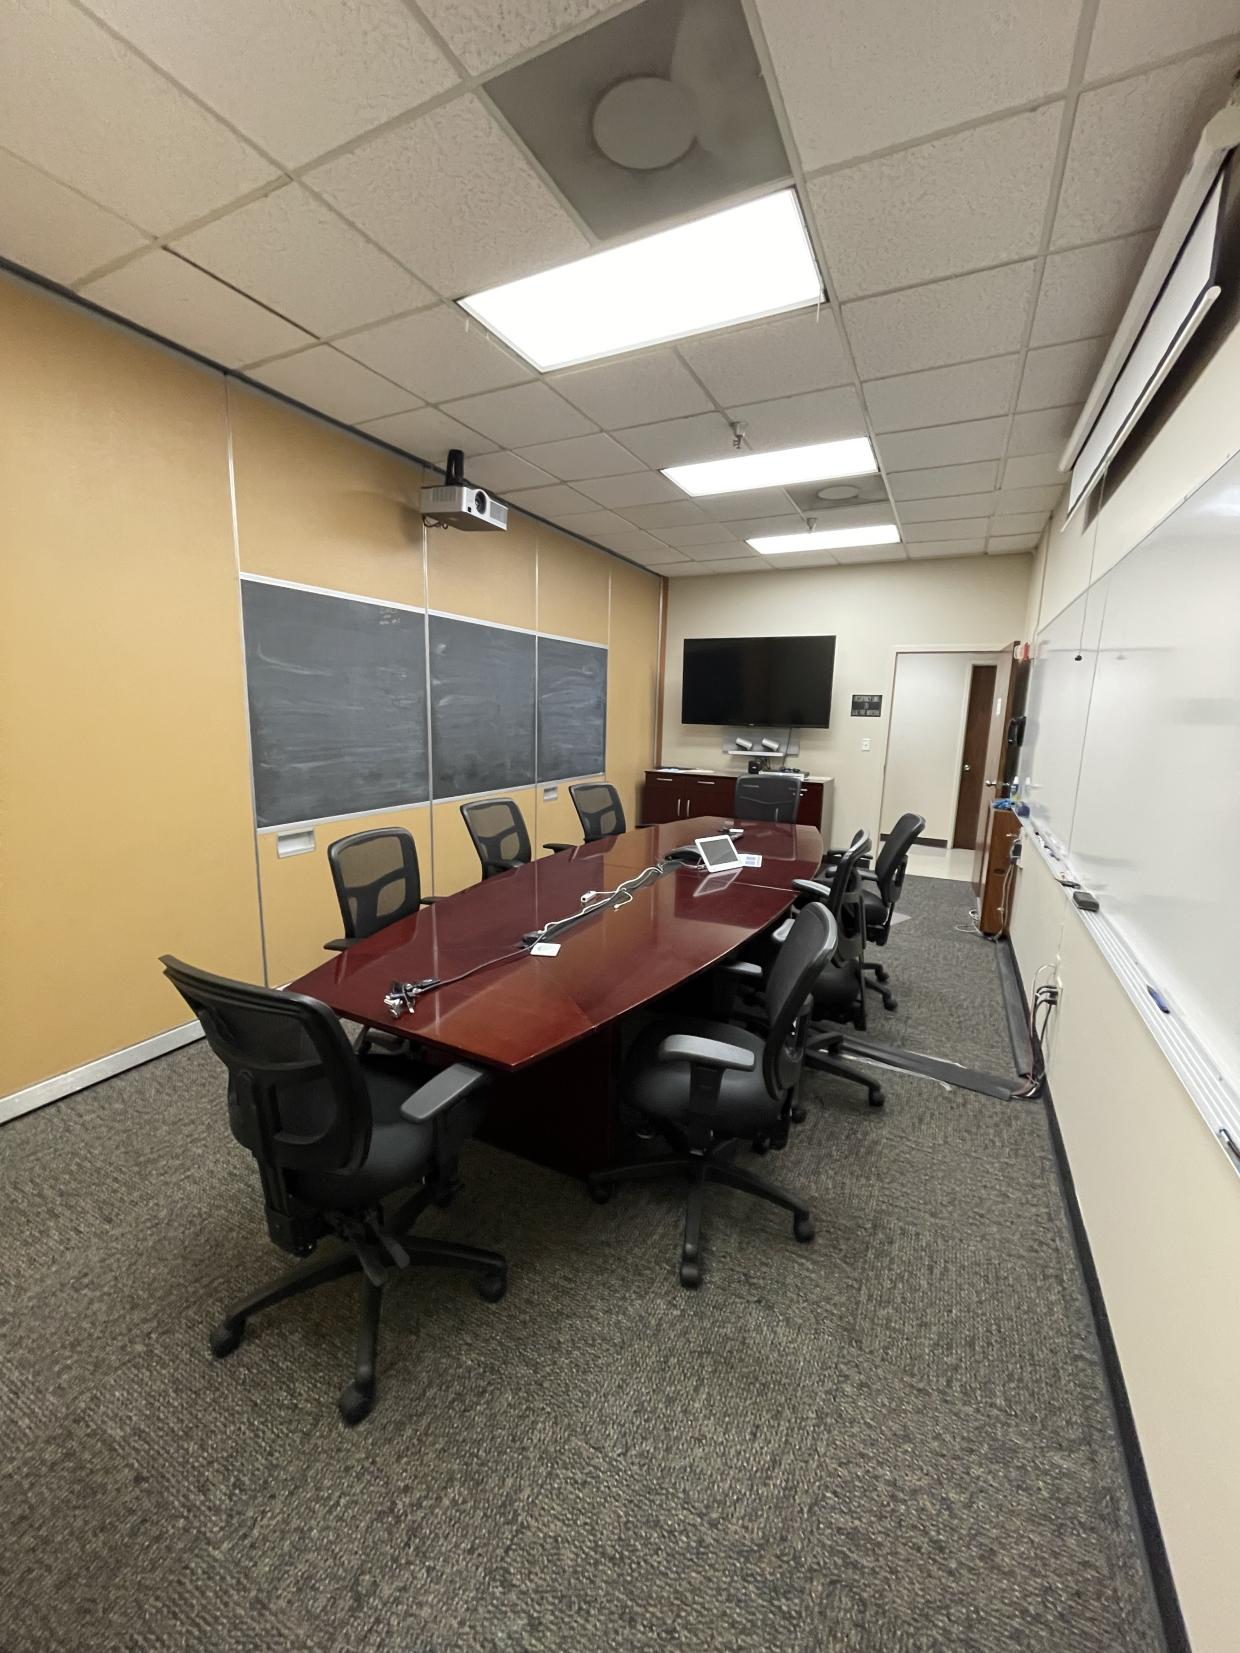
[772,917,794,944]
[399,1062,489,1125]
[483,858,523,877]
[542,842,575,852]
[657,1035,756,1071]
[792,878,833,902]
[323,937,356,952]
[711,957,764,1018]
[419,895,438,905]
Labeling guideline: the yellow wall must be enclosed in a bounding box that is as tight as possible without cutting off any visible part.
[1011,318,1240,1653]
[0,276,264,1096]
[1,271,663,1105]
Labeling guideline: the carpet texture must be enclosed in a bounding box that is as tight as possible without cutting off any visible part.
[0,877,1165,1652]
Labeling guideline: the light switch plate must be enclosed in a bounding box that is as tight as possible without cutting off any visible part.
[542,785,559,801]
[276,828,316,857]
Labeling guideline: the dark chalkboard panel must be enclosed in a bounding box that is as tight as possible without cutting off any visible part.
[429,615,536,798]
[242,578,428,829]
[537,636,608,782]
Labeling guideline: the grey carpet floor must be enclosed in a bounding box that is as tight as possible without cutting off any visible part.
[0,877,1164,1653]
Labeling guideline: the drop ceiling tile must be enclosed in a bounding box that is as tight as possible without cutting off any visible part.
[443,383,594,448]
[416,0,619,75]
[358,405,496,461]
[898,493,999,523]
[619,501,709,531]
[512,433,643,481]
[1052,55,1236,249]
[887,461,999,500]
[1008,405,1081,456]
[550,350,711,427]
[460,451,554,493]
[730,515,807,539]
[676,308,851,405]
[878,418,1009,472]
[0,0,275,233]
[786,503,897,532]
[903,518,991,542]
[988,535,1041,552]
[611,412,736,468]
[844,264,1037,380]
[1031,233,1155,347]
[754,0,1079,170]
[1002,453,1065,489]
[656,523,742,549]
[1017,339,1105,413]
[700,489,797,522]
[864,357,1018,435]
[249,345,420,424]
[828,544,908,564]
[0,148,147,285]
[666,558,768,576]
[81,0,458,167]
[309,94,588,295]
[337,305,532,402]
[173,185,433,339]
[727,386,868,451]
[906,539,988,558]
[602,529,689,562]
[1087,0,1240,77]
[81,251,312,367]
[996,483,1064,513]
[505,483,597,517]
[990,512,1049,535]
[548,508,632,538]
[682,539,761,561]
[809,106,1061,299]
[574,471,684,509]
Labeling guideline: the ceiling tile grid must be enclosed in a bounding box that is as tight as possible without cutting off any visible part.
[3,0,1237,574]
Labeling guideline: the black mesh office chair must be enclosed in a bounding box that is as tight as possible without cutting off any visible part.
[569,781,626,841]
[325,827,434,951]
[460,797,533,880]
[161,957,506,1426]
[858,812,925,1010]
[587,902,836,1288]
[734,772,802,823]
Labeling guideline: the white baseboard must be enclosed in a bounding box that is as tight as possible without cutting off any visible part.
[1,1020,204,1126]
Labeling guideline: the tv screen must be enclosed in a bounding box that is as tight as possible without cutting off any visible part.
[681,635,836,727]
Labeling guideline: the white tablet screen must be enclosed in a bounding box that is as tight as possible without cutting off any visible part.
[695,834,742,871]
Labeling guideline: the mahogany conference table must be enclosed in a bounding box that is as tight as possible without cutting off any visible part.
[288,816,823,1174]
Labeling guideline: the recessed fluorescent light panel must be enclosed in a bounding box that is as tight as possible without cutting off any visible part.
[749,524,901,555]
[665,437,877,497]
[459,189,821,371]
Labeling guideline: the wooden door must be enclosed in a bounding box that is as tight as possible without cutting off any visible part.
[952,664,996,849]
[970,647,1022,892]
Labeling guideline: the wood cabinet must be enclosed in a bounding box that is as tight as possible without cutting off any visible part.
[978,808,1021,936]
[642,769,828,832]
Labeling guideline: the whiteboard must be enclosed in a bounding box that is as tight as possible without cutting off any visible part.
[1022,447,1240,1094]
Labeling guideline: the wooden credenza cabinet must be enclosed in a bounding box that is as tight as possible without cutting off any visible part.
[642,769,830,835]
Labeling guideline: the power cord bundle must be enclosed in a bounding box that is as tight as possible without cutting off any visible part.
[1013,964,1059,1099]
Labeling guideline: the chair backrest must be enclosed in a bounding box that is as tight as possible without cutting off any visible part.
[761,902,838,1096]
[328,826,424,942]
[827,829,872,924]
[872,812,925,905]
[460,797,532,880]
[734,772,802,823]
[160,956,372,1238]
[570,781,626,841]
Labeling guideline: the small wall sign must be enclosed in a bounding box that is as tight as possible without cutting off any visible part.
[851,693,883,717]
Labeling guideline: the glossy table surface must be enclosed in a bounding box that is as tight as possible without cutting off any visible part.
[288,817,822,1071]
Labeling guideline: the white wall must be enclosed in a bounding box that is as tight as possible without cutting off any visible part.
[1012,319,1240,1653]
[660,556,1031,845]
[882,651,1000,841]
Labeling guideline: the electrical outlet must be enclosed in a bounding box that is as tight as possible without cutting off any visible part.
[861,737,872,752]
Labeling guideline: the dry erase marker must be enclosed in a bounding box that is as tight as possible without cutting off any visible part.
[1147,985,1172,1014]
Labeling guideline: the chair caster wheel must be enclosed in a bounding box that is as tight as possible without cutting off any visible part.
[869,1090,886,1108]
[432,1183,456,1208]
[586,1179,612,1204]
[679,1259,701,1289]
[751,1133,770,1155]
[794,1213,815,1244]
[209,1320,244,1359]
[790,1103,807,1124]
[477,1269,507,1304]
[338,1383,374,1427]
[882,997,897,1013]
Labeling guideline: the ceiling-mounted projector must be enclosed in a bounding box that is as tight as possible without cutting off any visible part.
[421,449,508,532]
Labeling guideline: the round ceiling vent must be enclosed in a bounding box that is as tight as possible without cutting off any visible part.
[592,77,697,171]
[816,484,862,502]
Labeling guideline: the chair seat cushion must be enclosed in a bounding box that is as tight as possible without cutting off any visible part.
[289,1055,483,1210]
[810,960,860,1021]
[623,1017,779,1137]
[862,889,890,931]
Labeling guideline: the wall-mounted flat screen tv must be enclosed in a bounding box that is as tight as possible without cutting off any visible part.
[681,635,836,727]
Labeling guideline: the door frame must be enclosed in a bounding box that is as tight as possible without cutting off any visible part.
[876,643,1006,850]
